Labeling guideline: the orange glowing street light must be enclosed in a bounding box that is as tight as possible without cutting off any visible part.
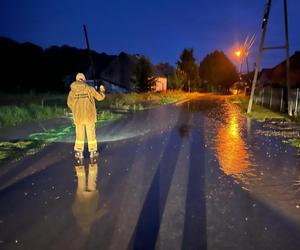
[233,34,256,62]
[234,50,242,58]
[232,34,256,95]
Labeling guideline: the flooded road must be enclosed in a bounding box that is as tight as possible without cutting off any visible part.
[0,96,299,250]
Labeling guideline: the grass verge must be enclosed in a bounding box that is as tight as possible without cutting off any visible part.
[0,91,198,164]
[0,111,122,165]
[0,104,65,128]
[226,95,288,121]
[0,91,200,128]
[96,91,202,110]
[285,139,300,150]
[228,95,300,150]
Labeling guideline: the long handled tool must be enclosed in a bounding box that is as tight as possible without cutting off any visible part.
[83,24,97,89]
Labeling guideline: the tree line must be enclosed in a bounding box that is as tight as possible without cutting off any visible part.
[170,49,238,92]
[0,37,115,93]
[137,48,239,93]
[0,37,238,93]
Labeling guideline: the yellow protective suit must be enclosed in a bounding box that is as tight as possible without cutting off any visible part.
[67,80,105,152]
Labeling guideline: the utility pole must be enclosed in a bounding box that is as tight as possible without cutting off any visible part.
[246,57,250,81]
[247,0,272,114]
[238,59,244,94]
[284,0,292,116]
[248,0,291,115]
[83,24,97,87]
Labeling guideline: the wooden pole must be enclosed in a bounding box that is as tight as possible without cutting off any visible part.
[83,24,97,87]
[283,0,292,116]
[246,56,251,86]
[270,88,273,108]
[295,88,299,116]
[247,0,272,113]
[280,88,284,111]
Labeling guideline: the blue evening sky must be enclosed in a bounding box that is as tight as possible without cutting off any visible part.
[0,0,299,70]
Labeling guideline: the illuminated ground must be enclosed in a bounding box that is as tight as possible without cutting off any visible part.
[0,96,299,250]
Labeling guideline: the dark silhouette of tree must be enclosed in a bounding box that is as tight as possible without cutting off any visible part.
[199,50,238,92]
[134,57,155,92]
[0,38,46,92]
[0,37,116,93]
[177,48,200,91]
[169,68,186,90]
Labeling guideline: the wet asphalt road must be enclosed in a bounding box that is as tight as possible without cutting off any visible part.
[0,96,300,250]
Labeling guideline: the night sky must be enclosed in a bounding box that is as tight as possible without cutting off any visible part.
[0,0,299,70]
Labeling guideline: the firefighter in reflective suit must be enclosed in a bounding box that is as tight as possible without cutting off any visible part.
[67,73,105,159]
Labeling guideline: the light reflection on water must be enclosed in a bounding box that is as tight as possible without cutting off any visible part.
[211,102,300,224]
[215,105,251,178]
[72,159,106,234]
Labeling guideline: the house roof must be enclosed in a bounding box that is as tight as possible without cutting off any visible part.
[259,51,300,88]
[100,52,140,89]
[100,52,170,89]
[152,70,168,78]
[260,68,273,79]
[271,51,300,87]
[258,68,273,86]
[154,63,174,78]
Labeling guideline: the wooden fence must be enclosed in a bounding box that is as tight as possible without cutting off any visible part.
[254,87,300,116]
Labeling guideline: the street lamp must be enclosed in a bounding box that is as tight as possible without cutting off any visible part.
[233,48,245,94]
[234,50,242,58]
[232,35,256,96]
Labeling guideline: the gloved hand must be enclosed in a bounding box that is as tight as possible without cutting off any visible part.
[99,85,105,93]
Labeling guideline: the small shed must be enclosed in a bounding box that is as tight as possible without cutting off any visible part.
[152,76,167,92]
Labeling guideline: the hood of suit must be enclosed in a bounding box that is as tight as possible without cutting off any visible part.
[70,81,89,92]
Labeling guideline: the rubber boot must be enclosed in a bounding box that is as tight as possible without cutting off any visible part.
[89,151,99,159]
[75,151,84,159]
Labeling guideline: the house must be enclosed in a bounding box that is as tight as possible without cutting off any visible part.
[85,79,128,93]
[258,68,273,87]
[152,76,167,92]
[65,52,142,92]
[258,51,300,88]
[100,52,141,91]
[64,51,171,93]
[230,81,248,95]
[151,66,171,92]
[271,51,300,88]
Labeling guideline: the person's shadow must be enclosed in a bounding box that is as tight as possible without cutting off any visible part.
[72,157,106,234]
